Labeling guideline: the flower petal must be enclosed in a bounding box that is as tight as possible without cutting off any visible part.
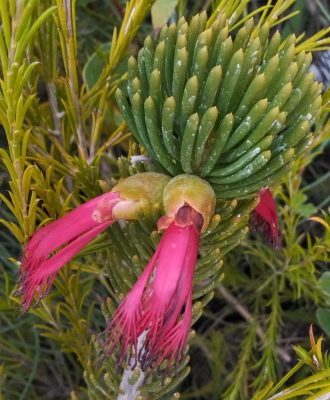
[105,210,200,370]
[20,221,112,311]
[251,188,280,247]
[150,291,193,369]
[18,191,121,310]
[22,192,121,275]
[104,248,159,365]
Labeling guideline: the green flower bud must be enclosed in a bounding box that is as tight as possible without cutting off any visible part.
[94,173,171,222]
[160,174,216,232]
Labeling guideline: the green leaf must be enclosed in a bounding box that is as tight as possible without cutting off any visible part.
[319,272,330,296]
[14,6,57,63]
[293,192,317,218]
[316,308,330,337]
[83,42,127,89]
[281,0,306,38]
[151,0,179,30]
[293,345,313,366]
[252,381,274,400]
[297,202,318,218]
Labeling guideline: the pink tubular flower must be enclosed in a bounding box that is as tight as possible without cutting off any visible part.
[250,188,281,247]
[105,205,202,369]
[17,191,122,311]
[17,172,171,312]
[104,174,216,369]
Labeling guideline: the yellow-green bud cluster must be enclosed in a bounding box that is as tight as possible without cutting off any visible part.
[111,172,171,219]
[162,174,216,232]
[111,172,216,232]
[116,13,321,199]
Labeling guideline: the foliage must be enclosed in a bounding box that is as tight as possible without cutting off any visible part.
[0,0,330,399]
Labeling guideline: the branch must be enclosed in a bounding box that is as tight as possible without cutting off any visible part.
[47,81,63,137]
[62,0,87,159]
[117,332,146,400]
[217,284,291,363]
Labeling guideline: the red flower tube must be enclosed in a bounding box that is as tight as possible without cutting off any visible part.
[105,205,202,369]
[17,173,170,311]
[250,188,281,247]
[104,174,216,369]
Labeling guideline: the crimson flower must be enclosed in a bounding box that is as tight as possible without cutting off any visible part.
[250,188,281,247]
[17,173,170,312]
[17,172,215,371]
[103,174,216,369]
[105,205,202,369]
[17,191,122,311]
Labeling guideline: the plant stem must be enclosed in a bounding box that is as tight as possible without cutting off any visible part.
[117,332,146,400]
[218,284,291,363]
[47,81,63,137]
[63,0,87,159]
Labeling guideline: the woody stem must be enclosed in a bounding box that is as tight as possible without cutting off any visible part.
[117,332,147,400]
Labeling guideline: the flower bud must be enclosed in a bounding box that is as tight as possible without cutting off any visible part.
[93,172,171,222]
[160,174,216,233]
